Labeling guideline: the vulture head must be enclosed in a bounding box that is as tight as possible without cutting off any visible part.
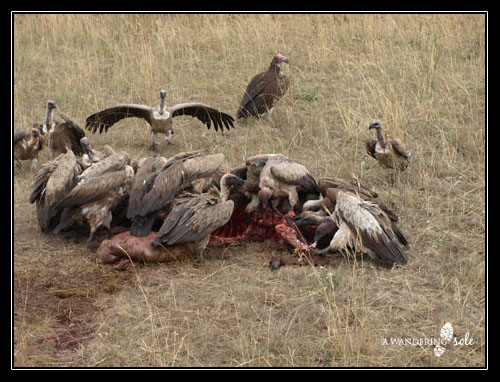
[369,121,382,130]
[275,53,289,65]
[47,100,57,110]
[31,128,41,138]
[160,89,167,100]
[258,186,274,208]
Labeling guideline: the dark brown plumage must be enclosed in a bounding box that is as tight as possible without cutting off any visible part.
[151,173,244,262]
[365,121,411,171]
[14,125,43,170]
[237,54,290,119]
[126,152,226,237]
[85,90,235,150]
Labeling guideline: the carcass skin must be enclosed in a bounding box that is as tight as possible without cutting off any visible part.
[97,207,320,270]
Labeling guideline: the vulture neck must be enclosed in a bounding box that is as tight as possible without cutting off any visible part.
[158,95,166,115]
[269,62,282,74]
[376,127,388,148]
[44,106,55,132]
[219,175,231,202]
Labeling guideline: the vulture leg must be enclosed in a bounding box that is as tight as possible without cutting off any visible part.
[165,129,174,145]
[149,130,157,151]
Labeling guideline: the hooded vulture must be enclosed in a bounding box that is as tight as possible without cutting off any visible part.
[257,154,320,213]
[309,189,409,266]
[85,90,235,150]
[237,54,290,119]
[365,121,411,171]
[40,100,87,156]
[151,173,245,262]
[14,125,43,170]
[126,151,226,237]
[51,151,135,247]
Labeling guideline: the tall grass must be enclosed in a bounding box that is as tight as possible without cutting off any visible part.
[13,13,485,367]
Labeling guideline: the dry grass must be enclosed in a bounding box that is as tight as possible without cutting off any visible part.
[12,13,485,368]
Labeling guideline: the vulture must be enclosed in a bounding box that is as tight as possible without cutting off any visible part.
[237,53,290,119]
[29,149,83,233]
[365,121,411,171]
[257,154,320,213]
[51,152,135,248]
[151,173,245,262]
[309,189,409,266]
[13,125,43,170]
[126,151,225,237]
[39,100,86,156]
[85,89,235,150]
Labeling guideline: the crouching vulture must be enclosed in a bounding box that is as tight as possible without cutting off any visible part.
[307,189,409,266]
[151,173,244,262]
[85,89,235,150]
[126,151,226,237]
[365,121,411,171]
[257,154,320,213]
[14,125,43,170]
[237,53,290,119]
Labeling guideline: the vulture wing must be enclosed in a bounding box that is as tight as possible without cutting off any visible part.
[336,192,408,265]
[365,138,378,159]
[13,130,30,145]
[78,151,130,181]
[182,153,225,184]
[390,139,411,159]
[318,177,378,200]
[169,103,235,132]
[155,194,234,246]
[269,160,319,193]
[85,104,154,134]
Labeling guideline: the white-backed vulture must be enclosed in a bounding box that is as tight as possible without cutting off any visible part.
[126,151,225,237]
[151,173,244,262]
[85,89,235,150]
[79,137,116,169]
[13,125,43,170]
[257,154,320,213]
[365,121,411,171]
[237,54,290,119]
[52,160,135,248]
[310,189,409,266]
[29,150,83,233]
[40,100,87,156]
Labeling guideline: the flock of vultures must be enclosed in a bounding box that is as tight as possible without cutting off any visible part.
[14,54,412,270]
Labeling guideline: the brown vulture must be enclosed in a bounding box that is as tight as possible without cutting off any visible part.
[85,89,235,150]
[151,173,245,262]
[365,121,411,171]
[39,100,87,156]
[51,152,135,247]
[13,125,43,170]
[126,151,225,237]
[29,149,83,233]
[237,53,290,119]
[257,154,320,213]
[308,189,409,266]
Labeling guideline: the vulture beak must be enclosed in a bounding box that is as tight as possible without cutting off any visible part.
[258,187,274,208]
[47,100,57,109]
[225,174,245,187]
[32,129,40,137]
[369,121,381,130]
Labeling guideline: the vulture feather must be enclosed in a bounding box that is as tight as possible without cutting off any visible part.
[237,54,290,119]
[85,90,235,150]
[151,174,244,262]
[13,126,43,170]
[365,121,411,171]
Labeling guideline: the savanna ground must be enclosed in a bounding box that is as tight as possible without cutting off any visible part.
[12,13,486,368]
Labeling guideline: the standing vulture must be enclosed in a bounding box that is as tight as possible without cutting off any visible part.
[310,189,409,266]
[85,89,235,150]
[151,173,245,262]
[365,121,411,171]
[258,154,320,213]
[237,53,290,119]
[13,125,43,170]
[40,100,87,156]
[126,151,226,237]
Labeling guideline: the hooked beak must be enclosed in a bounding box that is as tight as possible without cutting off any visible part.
[369,122,380,130]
